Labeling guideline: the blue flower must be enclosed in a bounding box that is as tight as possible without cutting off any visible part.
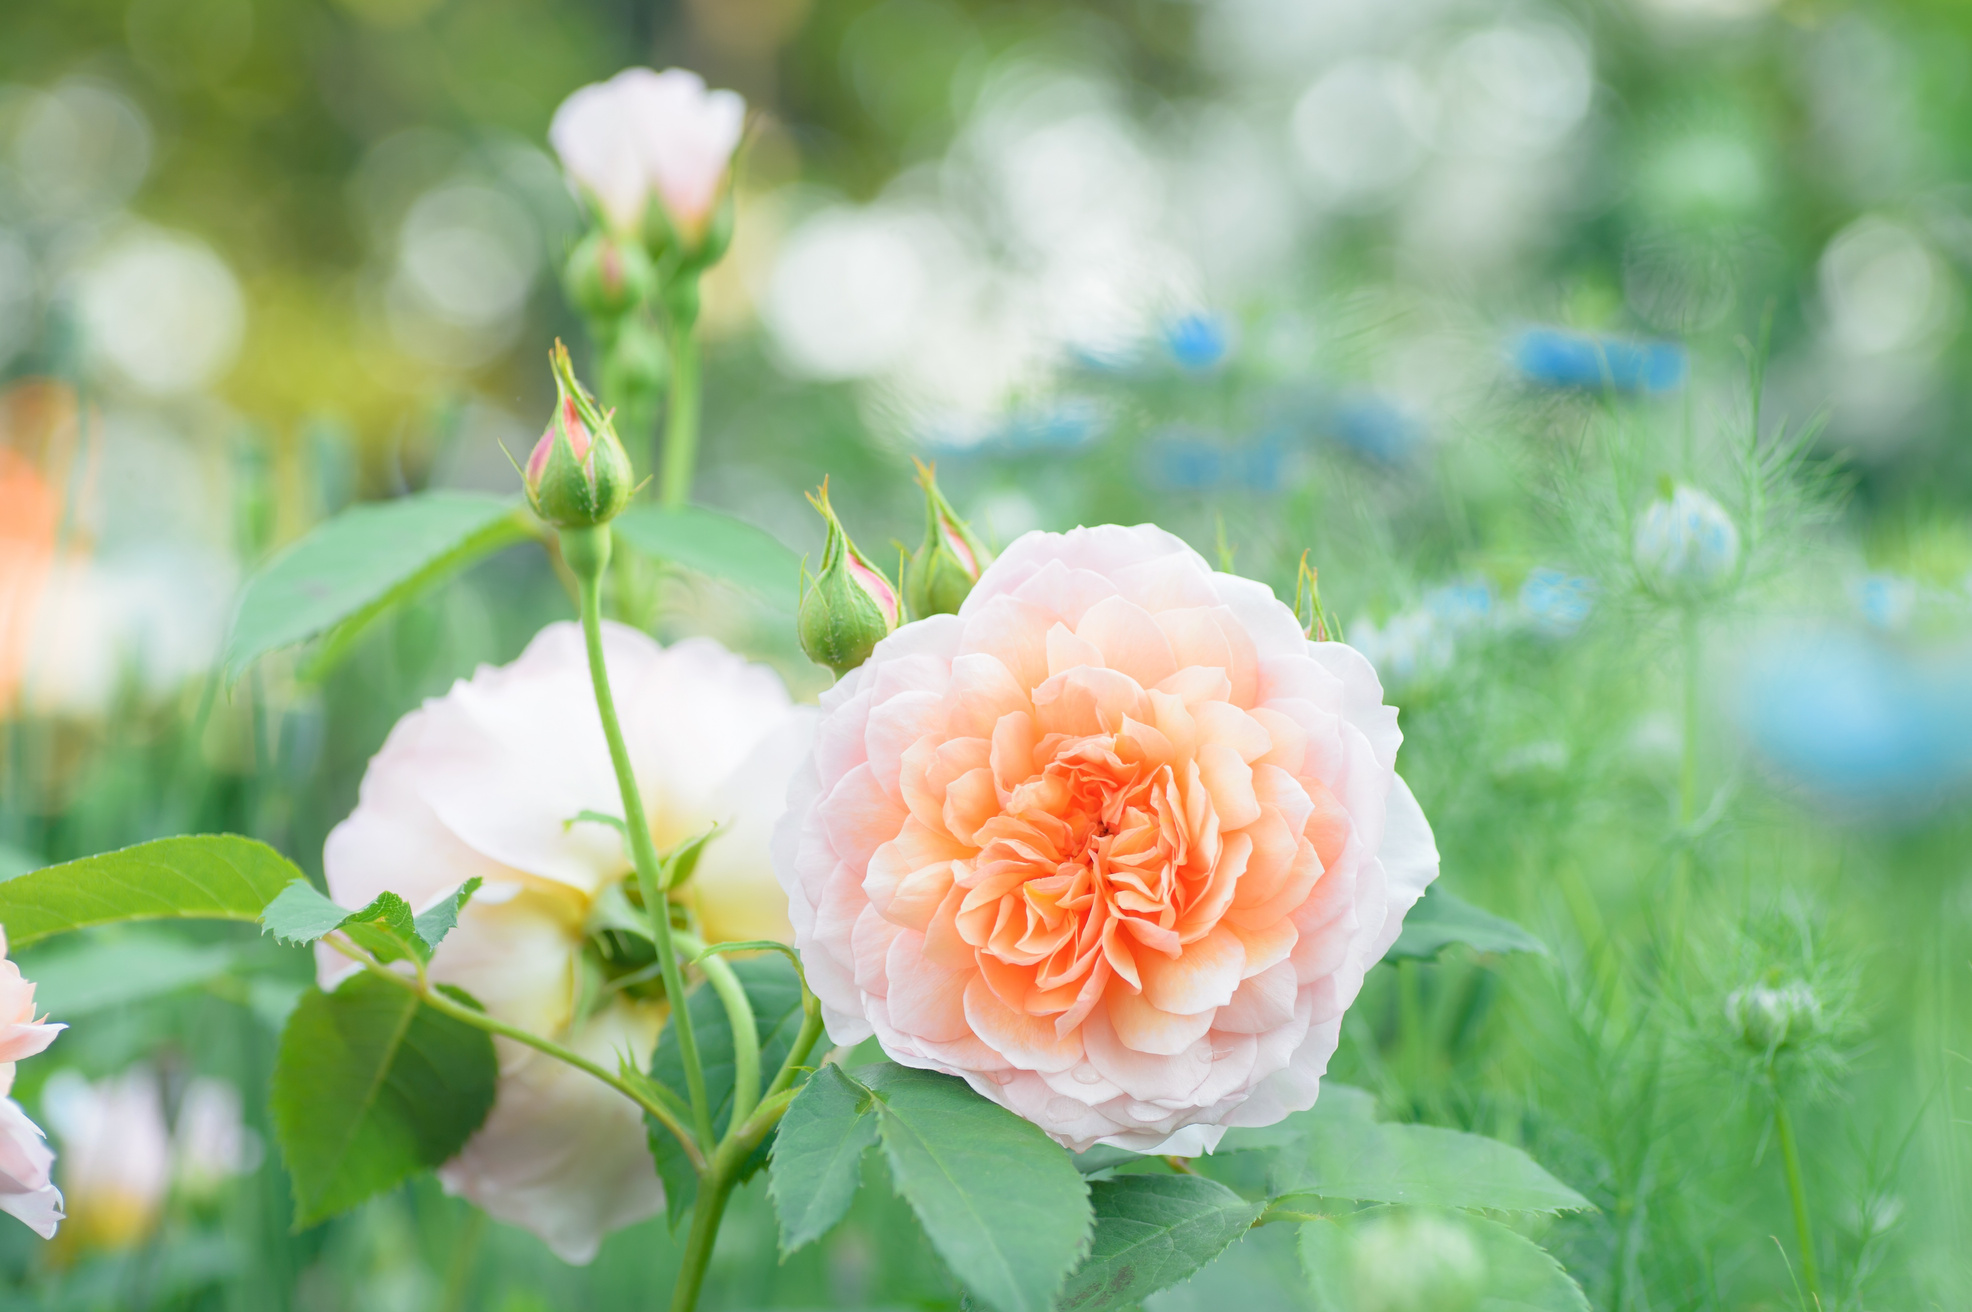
[1511,327,1687,394]
[1851,573,1916,632]
[1519,568,1595,636]
[1740,629,1972,812]
[1330,393,1422,463]
[1163,312,1233,372]
[1141,429,1286,492]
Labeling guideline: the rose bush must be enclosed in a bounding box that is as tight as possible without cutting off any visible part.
[776,524,1439,1152]
[318,622,811,1261]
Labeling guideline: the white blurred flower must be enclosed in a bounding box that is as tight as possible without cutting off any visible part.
[1633,484,1740,598]
[42,1067,170,1253]
[9,81,152,221]
[550,68,745,243]
[77,227,244,396]
[386,181,541,369]
[1819,216,1960,359]
[1290,59,1435,208]
[1438,23,1593,160]
[171,1078,261,1201]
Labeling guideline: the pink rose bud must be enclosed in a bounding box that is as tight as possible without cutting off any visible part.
[798,480,899,676]
[522,341,634,529]
[563,229,656,321]
[901,458,993,620]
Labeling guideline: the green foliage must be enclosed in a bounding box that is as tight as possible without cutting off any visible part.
[1057,1174,1264,1311]
[1299,1211,1591,1312]
[20,928,241,1017]
[858,1062,1093,1312]
[0,835,301,950]
[647,954,809,1226]
[270,972,498,1227]
[261,877,482,964]
[1268,1094,1588,1214]
[767,1063,880,1256]
[1386,885,1548,961]
[611,504,803,610]
[224,491,537,682]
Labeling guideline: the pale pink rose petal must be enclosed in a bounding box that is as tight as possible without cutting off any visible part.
[0,932,62,1065]
[549,75,653,235]
[618,68,745,241]
[0,1092,60,1239]
[438,1004,663,1266]
[774,523,1439,1152]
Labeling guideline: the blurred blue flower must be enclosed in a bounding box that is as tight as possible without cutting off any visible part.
[1519,568,1595,636]
[1851,572,1916,632]
[925,398,1107,455]
[1740,629,1972,812]
[1425,580,1494,629]
[1511,327,1687,394]
[1163,312,1233,372]
[1330,393,1422,463]
[1141,429,1285,493]
[1351,580,1494,692]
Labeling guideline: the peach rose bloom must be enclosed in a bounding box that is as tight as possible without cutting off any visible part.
[319,623,812,1262]
[775,525,1438,1154]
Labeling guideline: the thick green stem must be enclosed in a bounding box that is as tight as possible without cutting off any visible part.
[565,524,714,1150]
[1773,1085,1822,1304]
[661,325,700,508]
[670,1083,801,1312]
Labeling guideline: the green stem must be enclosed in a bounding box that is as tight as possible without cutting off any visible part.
[674,931,761,1130]
[1669,604,1701,948]
[564,524,714,1151]
[765,994,824,1103]
[438,1205,486,1312]
[1773,1083,1822,1304]
[661,324,700,508]
[331,939,703,1170]
[671,1084,799,1312]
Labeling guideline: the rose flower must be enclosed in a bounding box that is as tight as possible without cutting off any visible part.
[775,525,1438,1153]
[319,623,812,1262]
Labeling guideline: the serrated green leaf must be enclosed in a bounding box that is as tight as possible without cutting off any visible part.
[611,503,802,610]
[224,491,536,682]
[769,1063,879,1255]
[1385,885,1547,961]
[1058,1173,1263,1311]
[0,836,301,950]
[411,877,481,952]
[646,955,809,1228]
[260,880,351,946]
[336,892,425,965]
[270,972,496,1227]
[1272,1118,1589,1215]
[19,929,242,1017]
[1297,1210,1590,1312]
[861,1062,1092,1312]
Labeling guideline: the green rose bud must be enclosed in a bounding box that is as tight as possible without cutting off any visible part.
[523,341,634,529]
[799,480,900,676]
[902,459,993,619]
[564,229,656,321]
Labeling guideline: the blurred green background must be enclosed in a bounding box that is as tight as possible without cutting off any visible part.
[2,0,1970,1308]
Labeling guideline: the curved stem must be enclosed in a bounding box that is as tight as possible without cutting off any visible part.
[331,938,703,1171]
[660,326,700,508]
[566,524,714,1151]
[1773,1082,1821,1304]
[765,995,824,1103]
[674,930,761,1130]
[671,1081,803,1312]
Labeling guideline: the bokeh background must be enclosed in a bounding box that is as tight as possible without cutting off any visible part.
[2,0,1970,1308]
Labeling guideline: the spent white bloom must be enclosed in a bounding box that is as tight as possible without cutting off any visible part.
[550,68,745,244]
[1633,483,1740,598]
[318,622,812,1263]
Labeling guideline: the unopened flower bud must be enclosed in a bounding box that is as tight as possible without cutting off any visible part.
[902,460,992,619]
[523,342,634,529]
[1634,481,1740,599]
[564,229,656,321]
[799,481,899,676]
[1725,976,1822,1054]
